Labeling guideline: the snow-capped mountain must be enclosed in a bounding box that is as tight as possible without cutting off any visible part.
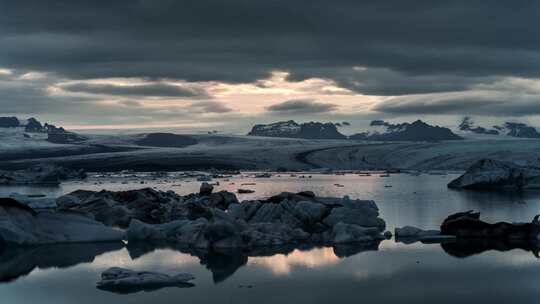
[350,120,462,141]
[0,116,87,144]
[248,120,347,139]
[458,117,540,138]
[458,117,500,135]
[494,122,540,138]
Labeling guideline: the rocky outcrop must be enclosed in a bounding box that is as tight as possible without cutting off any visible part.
[134,133,198,148]
[448,159,540,190]
[0,164,87,186]
[248,120,346,139]
[125,190,387,249]
[0,198,124,246]
[96,267,195,294]
[350,120,462,141]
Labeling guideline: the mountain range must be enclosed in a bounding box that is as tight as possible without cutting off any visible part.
[349,120,462,141]
[248,119,463,141]
[459,117,540,138]
[0,117,87,144]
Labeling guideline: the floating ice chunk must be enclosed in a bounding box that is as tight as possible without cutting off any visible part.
[96,267,195,294]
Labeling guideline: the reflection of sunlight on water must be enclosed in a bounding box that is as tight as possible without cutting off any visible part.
[380,240,436,251]
[248,247,340,275]
[86,249,200,269]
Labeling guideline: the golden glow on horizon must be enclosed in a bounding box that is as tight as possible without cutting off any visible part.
[9,68,389,129]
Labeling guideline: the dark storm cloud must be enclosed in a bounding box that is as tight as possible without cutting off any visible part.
[0,74,221,125]
[373,91,540,117]
[2,0,540,95]
[189,101,232,113]
[287,67,501,96]
[267,99,338,114]
[60,82,209,98]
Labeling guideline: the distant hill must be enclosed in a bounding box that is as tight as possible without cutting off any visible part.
[248,120,346,139]
[350,120,462,141]
[135,133,198,148]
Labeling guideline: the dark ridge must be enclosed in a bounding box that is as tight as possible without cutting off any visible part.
[0,117,20,128]
[135,133,198,148]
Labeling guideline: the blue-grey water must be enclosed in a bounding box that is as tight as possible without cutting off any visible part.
[1,172,540,303]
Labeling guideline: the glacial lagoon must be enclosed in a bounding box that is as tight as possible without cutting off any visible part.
[1,173,540,303]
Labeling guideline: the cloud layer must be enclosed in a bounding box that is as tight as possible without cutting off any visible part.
[267,99,338,114]
[60,82,209,98]
[2,1,540,129]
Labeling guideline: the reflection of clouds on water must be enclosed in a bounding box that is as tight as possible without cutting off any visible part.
[248,248,340,275]
[90,249,200,270]
[3,241,540,304]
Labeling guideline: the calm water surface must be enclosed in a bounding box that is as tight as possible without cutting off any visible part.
[1,173,540,303]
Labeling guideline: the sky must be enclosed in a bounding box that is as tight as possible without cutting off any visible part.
[2,0,540,133]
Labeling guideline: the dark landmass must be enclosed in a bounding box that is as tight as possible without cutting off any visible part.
[134,133,198,148]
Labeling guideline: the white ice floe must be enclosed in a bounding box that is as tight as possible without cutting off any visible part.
[96,267,195,293]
